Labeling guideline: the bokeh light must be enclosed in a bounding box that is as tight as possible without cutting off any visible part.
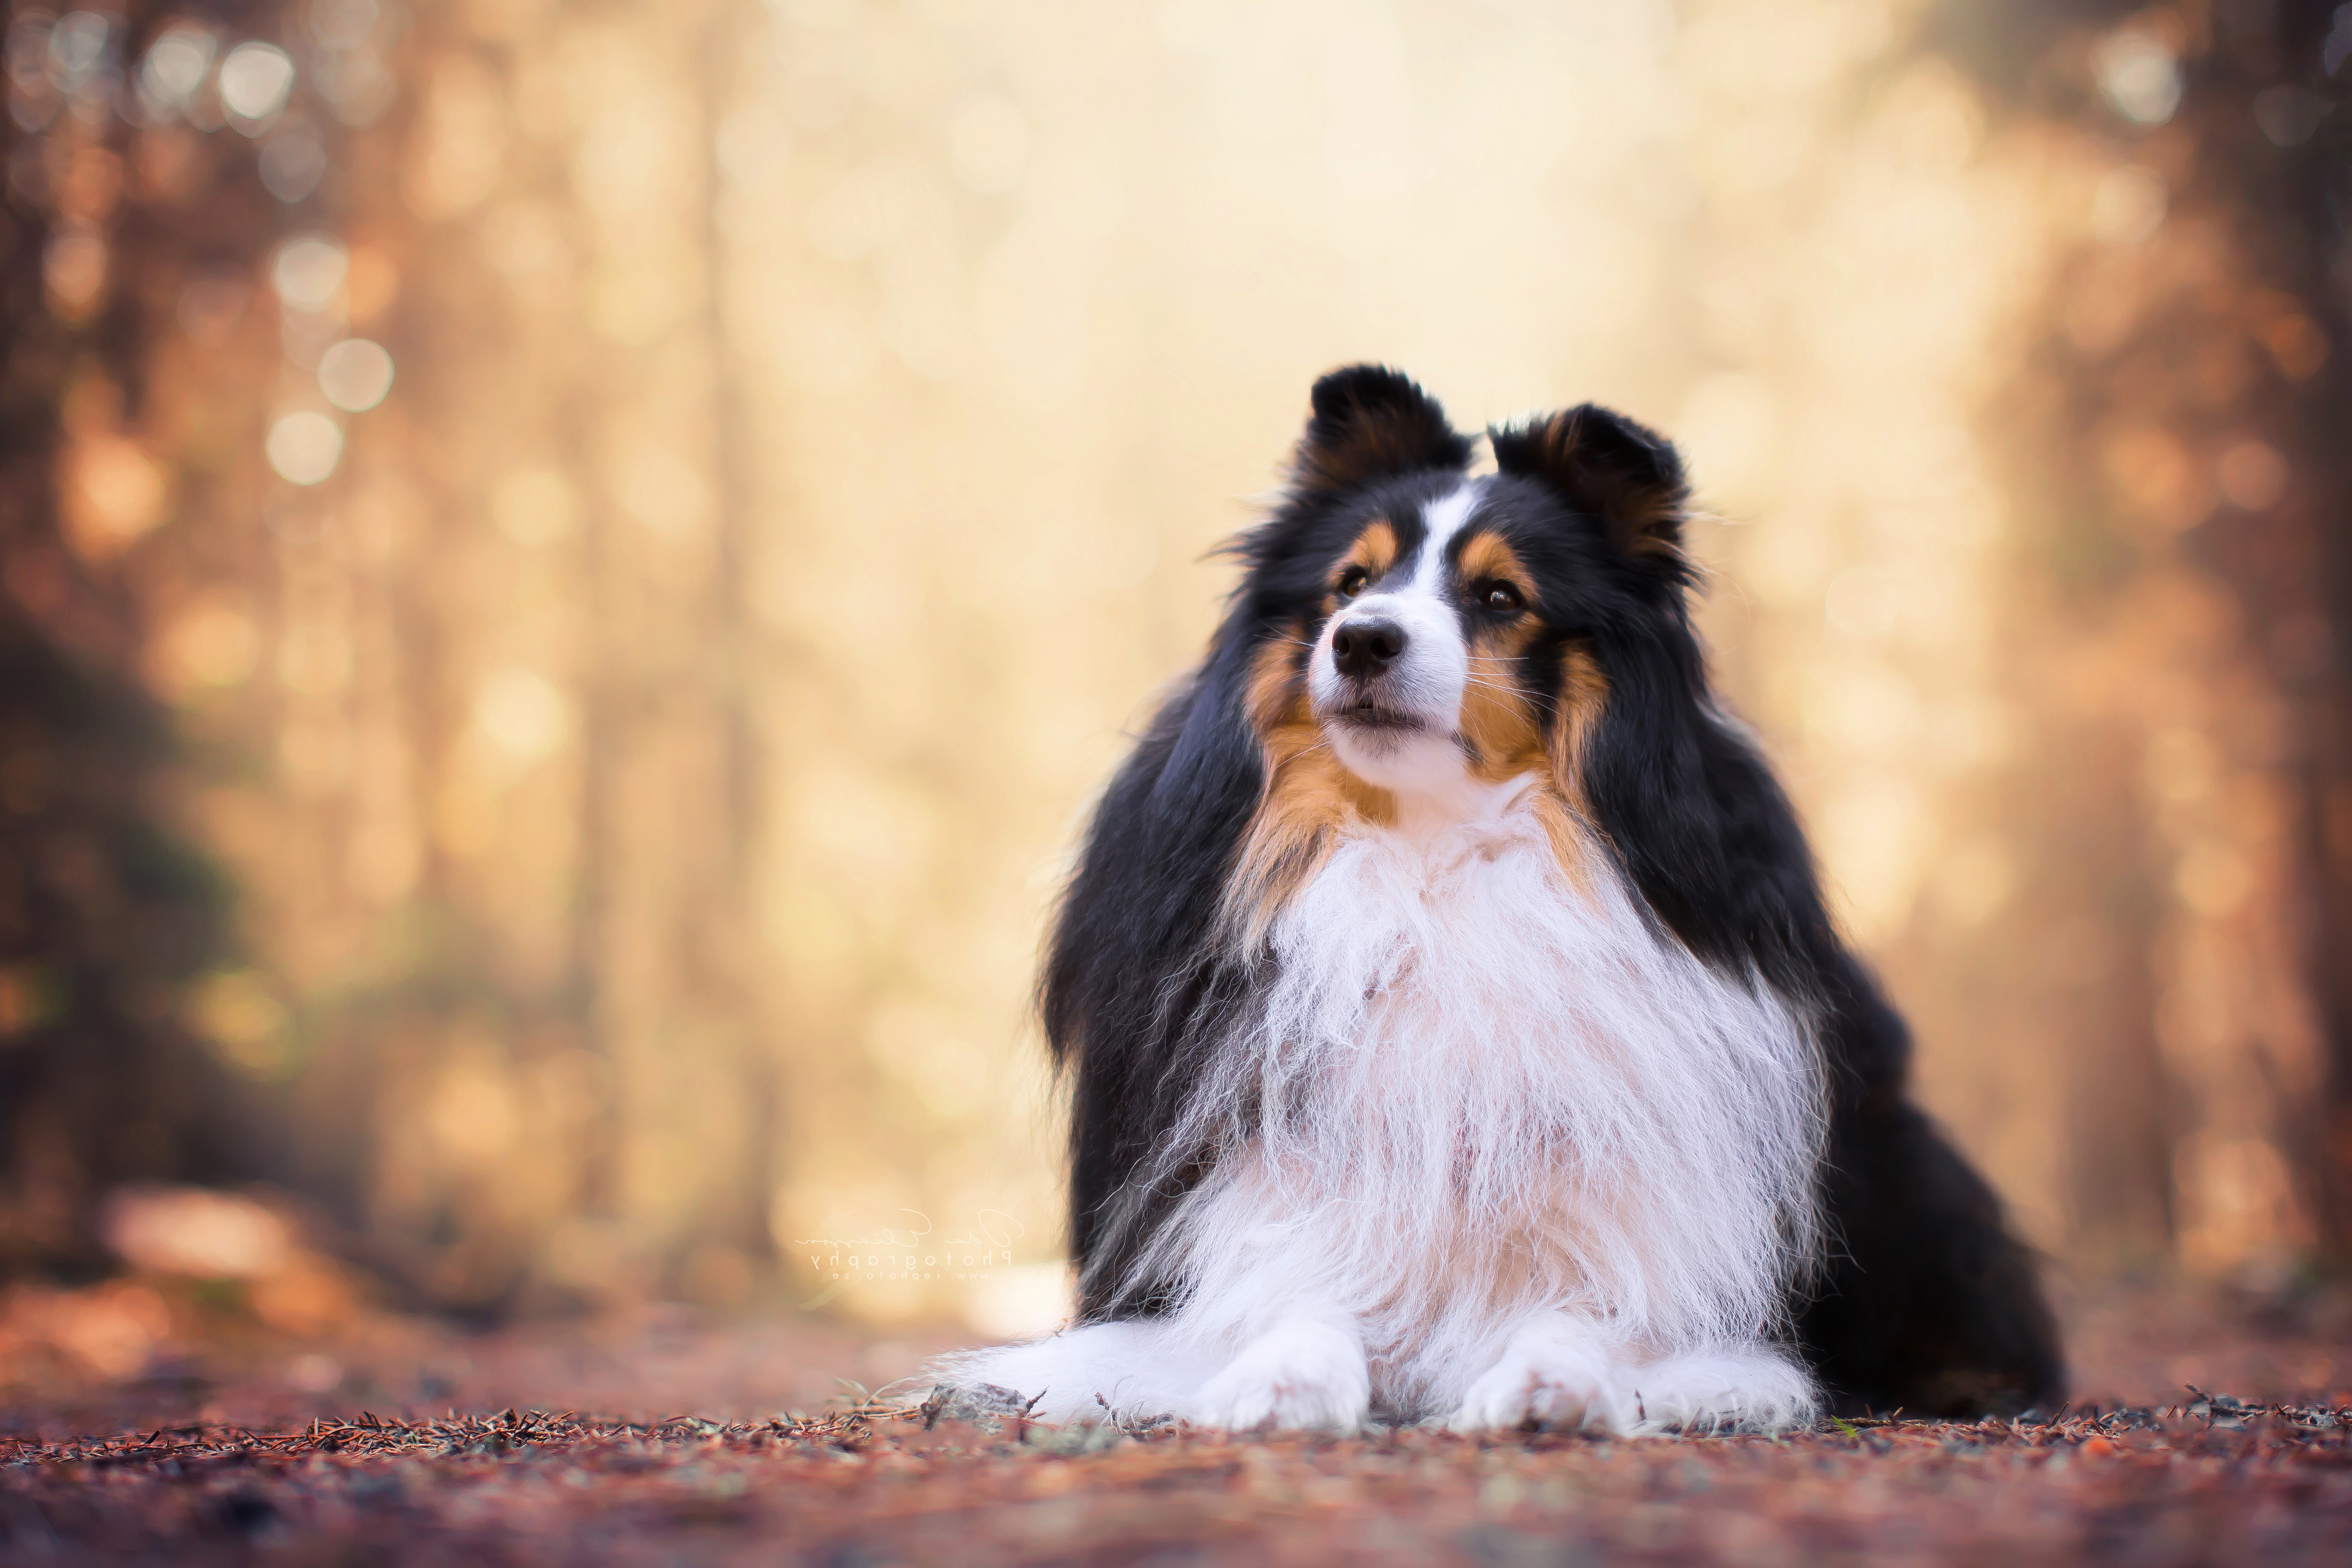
[136,22,214,114]
[218,40,295,129]
[265,410,343,484]
[271,235,348,311]
[317,338,394,410]
[2094,26,2183,125]
[259,127,328,201]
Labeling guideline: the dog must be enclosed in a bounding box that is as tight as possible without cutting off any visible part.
[937,366,2062,1433]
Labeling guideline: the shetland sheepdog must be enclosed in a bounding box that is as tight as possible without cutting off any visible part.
[939,366,2062,1433]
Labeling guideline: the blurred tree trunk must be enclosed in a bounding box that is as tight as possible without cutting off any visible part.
[1937,0,2352,1274]
[290,0,781,1313]
[0,3,283,1278]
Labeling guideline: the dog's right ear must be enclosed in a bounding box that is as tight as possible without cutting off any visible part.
[1489,403,1693,586]
[1290,365,1473,498]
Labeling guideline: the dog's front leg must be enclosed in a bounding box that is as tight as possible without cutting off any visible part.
[1189,1310,1371,1433]
[1448,1313,1635,1434]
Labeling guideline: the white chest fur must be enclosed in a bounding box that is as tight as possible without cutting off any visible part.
[1157,797,1824,1411]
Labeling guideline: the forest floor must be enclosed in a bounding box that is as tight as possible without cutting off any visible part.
[2,1281,2349,1565]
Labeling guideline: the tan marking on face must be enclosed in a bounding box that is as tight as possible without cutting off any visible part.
[1227,629,1395,947]
[1451,533,1548,787]
[1455,531,1537,604]
[1536,645,1612,885]
[1449,582,1609,895]
[1545,644,1609,804]
[1456,634,1546,784]
[1321,519,1400,613]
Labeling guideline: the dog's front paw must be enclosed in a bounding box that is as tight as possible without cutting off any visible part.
[1449,1321,1630,1434]
[1623,1345,1817,1434]
[1191,1318,1371,1433]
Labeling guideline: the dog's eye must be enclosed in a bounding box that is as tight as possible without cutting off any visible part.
[1480,582,1524,613]
[1336,567,1370,599]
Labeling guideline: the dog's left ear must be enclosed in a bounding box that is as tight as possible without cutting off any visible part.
[1291,365,1475,498]
[1489,405,1692,581]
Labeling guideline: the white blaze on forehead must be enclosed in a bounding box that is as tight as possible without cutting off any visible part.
[1406,481,1481,595]
[1341,476,1480,634]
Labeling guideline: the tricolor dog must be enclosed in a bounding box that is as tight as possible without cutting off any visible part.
[940,366,2061,1433]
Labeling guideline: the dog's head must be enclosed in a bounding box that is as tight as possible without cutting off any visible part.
[1236,365,1696,821]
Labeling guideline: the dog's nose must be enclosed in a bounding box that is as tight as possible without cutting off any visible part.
[1332,619,1407,679]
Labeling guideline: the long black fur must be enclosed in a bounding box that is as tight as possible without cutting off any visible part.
[1041,365,2063,1418]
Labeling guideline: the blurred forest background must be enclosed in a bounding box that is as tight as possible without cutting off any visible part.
[3,0,2351,1377]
